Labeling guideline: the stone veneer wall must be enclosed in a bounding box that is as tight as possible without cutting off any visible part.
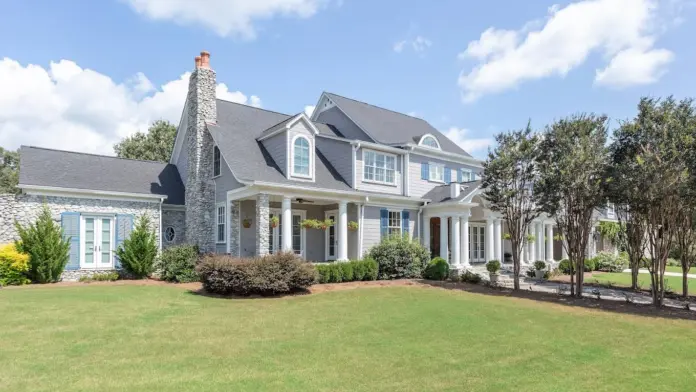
[229,201,240,256]
[184,66,216,253]
[161,208,186,248]
[256,194,270,256]
[0,193,162,281]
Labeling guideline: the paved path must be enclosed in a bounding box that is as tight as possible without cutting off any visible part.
[621,268,696,279]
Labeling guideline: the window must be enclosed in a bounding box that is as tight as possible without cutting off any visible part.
[164,227,176,243]
[469,225,486,262]
[268,210,306,256]
[292,136,311,177]
[419,134,441,150]
[429,163,444,182]
[213,146,221,177]
[607,203,615,219]
[364,150,396,184]
[461,169,473,182]
[388,211,402,236]
[216,205,226,243]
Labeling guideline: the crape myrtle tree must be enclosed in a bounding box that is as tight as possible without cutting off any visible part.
[609,97,694,307]
[481,125,542,290]
[612,203,647,290]
[535,114,609,297]
[674,202,696,298]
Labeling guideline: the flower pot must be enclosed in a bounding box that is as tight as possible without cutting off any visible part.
[489,273,499,284]
[242,220,252,229]
[534,269,545,279]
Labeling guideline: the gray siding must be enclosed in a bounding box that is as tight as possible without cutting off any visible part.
[214,153,244,203]
[316,137,354,188]
[355,148,403,195]
[315,106,373,141]
[262,132,287,177]
[362,206,418,254]
[409,154,481,198]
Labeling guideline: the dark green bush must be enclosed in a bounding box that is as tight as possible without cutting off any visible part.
[115,214,158,279]
[558,259,571,274]
[461,271,482,284]
[157,244,200,283]
[423,257,449,280]
[368,235,430,280]
[486,259,501,274]
[584,258,596,272]
[533,260,547,271]
[14,205,71,283]
[197,252,317,296]
[315,259,378,284]
[594,251,627,272]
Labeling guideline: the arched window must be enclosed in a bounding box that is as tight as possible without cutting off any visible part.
[419,134,441,150]
[292,136,310,176]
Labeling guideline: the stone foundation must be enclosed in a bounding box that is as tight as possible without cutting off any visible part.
[60,269,120,282]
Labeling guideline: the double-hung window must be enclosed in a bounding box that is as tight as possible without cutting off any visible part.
[292,136,311,177]
[364,150,396,184]
[213,146,221,177]
[388,211,402,236]
[216,204,226,243]
[429,163,444,182]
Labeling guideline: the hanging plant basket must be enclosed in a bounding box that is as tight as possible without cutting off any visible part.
[348,221,359,231]
[242,218,252,229]
[301,219,319,230]
[270,216,279,228]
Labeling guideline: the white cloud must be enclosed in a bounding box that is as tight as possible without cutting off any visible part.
[0,57,262,155]
[393,35,432,53]
[442,127,493,157]
[125,0,328,39]
[304,105,315,117]
[458,0,675,102]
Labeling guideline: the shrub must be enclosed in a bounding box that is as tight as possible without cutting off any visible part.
[594,251,627,273]
[157,244,200,283]
[584,258,596,272]
[0,243,30,286]
[115,214,158,279]
[315,259,378,284]
[558,259,571,274]
[197,252,317,296]
[368,235,430,280]
[667,258,680,267]
[533,260,546,271]
[423,257,449,280]
[461,271,482,284]
[14,205,70,283]
[78,272,119,283]
[486,259,501,274]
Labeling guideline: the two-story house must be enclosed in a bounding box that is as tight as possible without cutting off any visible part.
[0,51,617,280]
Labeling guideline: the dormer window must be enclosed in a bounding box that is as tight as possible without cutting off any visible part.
[419,134,441,150]
[292,135,311,177]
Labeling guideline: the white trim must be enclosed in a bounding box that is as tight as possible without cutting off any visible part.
[351,140,406,155]
[216,202,226,244]
[408,146,484,168]
[257,113,320,142]
[358,203,365,257]
[79,215,116,270]
[226,198,231,254]
[324,209,338,261]
[386,209,403,237]
[404,153,410,197]
[159,200,163,250]
[310,93,337,119]
[170,98,189,165]
[19,184,167,203]
[362,148,397,186]
[351,144,357,189]
[418,134,441,150]
[290,134,314,180]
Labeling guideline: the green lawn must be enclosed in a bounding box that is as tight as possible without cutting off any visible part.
[2,284,696,391]
[590,271,696,295]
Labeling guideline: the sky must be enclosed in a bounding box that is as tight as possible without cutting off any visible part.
[1,0,694,160]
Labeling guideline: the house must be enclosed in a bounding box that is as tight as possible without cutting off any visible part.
[0,51,617,280]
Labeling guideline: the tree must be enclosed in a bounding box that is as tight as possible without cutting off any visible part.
[14,205,71,283]
[535,114,609,297]
[612,204,647,290]
[115,214,158,278]
[609,97,694,307]
[481,125,542,290]
[113,120,177,162]
[674,205,696,298]
[0,147,19,194]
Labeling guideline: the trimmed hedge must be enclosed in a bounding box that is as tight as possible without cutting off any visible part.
[423,257,449,280]
[368,235,430,280]
[197,252,317,296]
[316,259,378,284]
[0,243,30,286]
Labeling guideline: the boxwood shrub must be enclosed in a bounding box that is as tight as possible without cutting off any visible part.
[423,257,449,280]
[315,259,378,284]
[197,252,317,296]
[368,235,430,280]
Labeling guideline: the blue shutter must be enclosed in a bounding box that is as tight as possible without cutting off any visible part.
[380,209,388,239]
[444,167,451,184]
[61,212,80,271]
[402,210,410,237]
[421,162,429,180]
[115,214,134,269]
[457,169,462,183]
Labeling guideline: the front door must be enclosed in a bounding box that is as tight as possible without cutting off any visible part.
[325,211,337,260]
[81,216,114,269]
[469,225,486,262]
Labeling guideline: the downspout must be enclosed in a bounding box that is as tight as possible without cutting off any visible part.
[159,197,165,251]
[418,201,429,246]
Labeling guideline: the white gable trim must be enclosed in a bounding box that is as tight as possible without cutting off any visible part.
[408,145,484,168]
[19,184,167,203]
[311,92,379,143]
[417,133,442,150]
[257,113,319,142]
[170,98,190,165]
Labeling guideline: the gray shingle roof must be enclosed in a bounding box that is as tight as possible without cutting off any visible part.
[18,146,185,205]
[423,180,481,203]
[325,93,472,157]
[208,100,352,191]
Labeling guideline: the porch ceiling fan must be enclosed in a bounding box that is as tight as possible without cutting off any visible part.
[295,198,314,204]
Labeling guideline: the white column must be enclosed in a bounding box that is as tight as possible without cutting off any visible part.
[546,223,554,262]
[460,215,470,267]
[494,219,502,261]
[451,216,460,268]
[528,225,535,263]
[486,217,495,261]
[281,197,293,252]
[337,201,348,261]
[536,222,544,262]
[423,215,430,252]
[439,215,449,261]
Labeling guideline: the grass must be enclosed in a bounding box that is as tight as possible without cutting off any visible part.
[590,271,696,295]
[2,284,696,391]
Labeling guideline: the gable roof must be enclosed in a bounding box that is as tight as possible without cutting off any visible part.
[423,180,481,203]
[324,92,472,157]
[18,146,185,204]
[208,99,352,191]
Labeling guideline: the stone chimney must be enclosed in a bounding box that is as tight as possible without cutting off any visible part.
[450,182,460,199]
[185,50,217,253]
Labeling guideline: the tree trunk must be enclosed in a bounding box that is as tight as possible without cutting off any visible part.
[575,259,584,298]
[512,240,521,290]
[631,263,639,290]
[683,271,689,299]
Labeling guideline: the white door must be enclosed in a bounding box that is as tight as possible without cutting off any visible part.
[469,225,486,263]
[81,216,114,269]
[325,211,337,260]
[268,210,306,258]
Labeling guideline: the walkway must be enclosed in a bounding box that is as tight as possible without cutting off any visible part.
[622,268,696,279]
